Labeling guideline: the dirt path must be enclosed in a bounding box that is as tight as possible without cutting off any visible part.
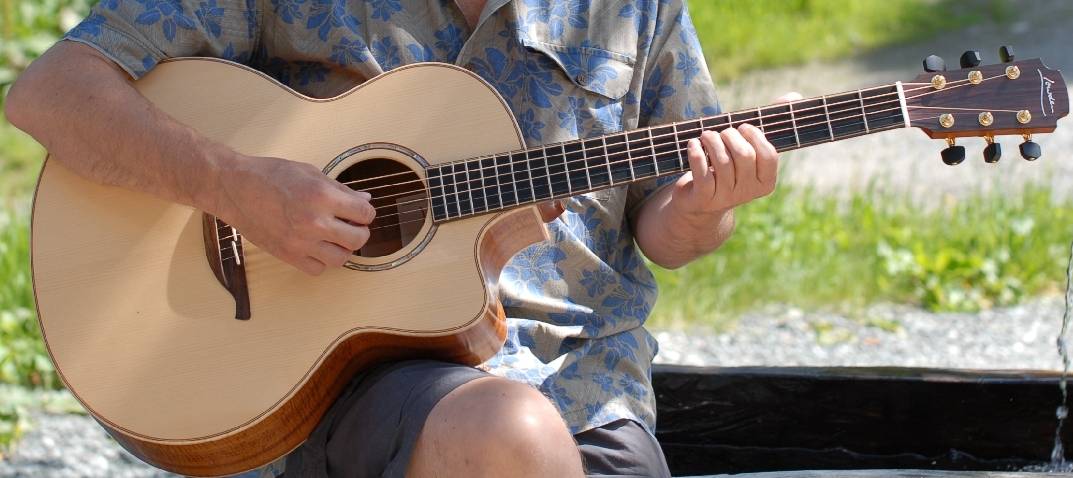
[718,0,1073,199]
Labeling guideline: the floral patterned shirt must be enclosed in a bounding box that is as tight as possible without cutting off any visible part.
[65,0,719,474]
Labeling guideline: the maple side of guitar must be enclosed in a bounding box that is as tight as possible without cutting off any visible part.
[30,59,546,476]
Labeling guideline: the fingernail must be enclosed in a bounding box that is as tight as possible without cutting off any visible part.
[357,191,371,199]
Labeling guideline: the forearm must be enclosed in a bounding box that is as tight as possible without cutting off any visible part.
[633,184,735,270]
[4,41,233,214]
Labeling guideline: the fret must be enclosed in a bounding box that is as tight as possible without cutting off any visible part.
[670,123,685,170]
[511,151,534,204]
[760,104,797,152]
[457,161,474,216]
[627,130,657,180]
[600,136,614,184]
[443,163,460,219]
[821,95,835,141]
[586,138,611,187]
[857,89,870,133]
[827,92,868,140]
[427,166,447,221]
[495,155,517,208]
[647,128,660,175]
[651,125,681,174]
[788,102,801,148]
[678,119,703,144]
[546,144,570,197]
[563,141,588,193]
[604,133,632,184]
[862,85,905,131]
[793,98,832,146]
[756,106,765,133]
[467,158,486,214]
[527,148,551,201]
[480,156,500,211]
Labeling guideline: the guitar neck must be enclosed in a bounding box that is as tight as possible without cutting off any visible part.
[427,82,910,222]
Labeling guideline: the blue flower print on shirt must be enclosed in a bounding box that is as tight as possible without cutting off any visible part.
[618,0,668,49]
[270,0,304,24]
[555,41,618,96]
[523,0,590,40]
[500,238,565,296]
[306,0,360,41]
[434,24,465,61]
[592,330,639,370]
[618,375,647,398]
[329,36,368,66]
[470,48,523,100]
[590,98,623,135]
[683,102,719,119]
[517,55,564,109]
[99,0,120,10]
[557,97,593,137]
[221,43,250,63]
[368,0,402,22]
[579,266,616,297]
[407,43,435,62]
[584,402,620,425]
[371,37,401,70]
[675,51,699,86]
[628,64,675,121]
[135,0,197,42]
[195,0,224,38]
[244,0,258,38]
[518,108,546,142]
[68,13,106,38]
[592,372,615,393]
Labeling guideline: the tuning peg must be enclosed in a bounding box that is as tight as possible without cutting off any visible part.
[960,50,982,68]
[942,139,966,165]
[923,55,947,72]
[1020,134,1041,161]
[1000,45,1016,63]
[983,137,1001,163]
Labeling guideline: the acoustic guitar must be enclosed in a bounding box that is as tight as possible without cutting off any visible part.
[31,51,1068,476]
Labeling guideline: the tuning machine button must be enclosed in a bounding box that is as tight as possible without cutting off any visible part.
[983,137,1001,163]
[1020,134,1041,161]
[1000,45,1016,63]
[923,55,947,72]
[942,138,966,166]
[960,50,982,68]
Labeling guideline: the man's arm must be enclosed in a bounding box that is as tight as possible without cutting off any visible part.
[5,41,374,275]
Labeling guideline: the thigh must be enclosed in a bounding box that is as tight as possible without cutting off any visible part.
[575,419,671,478]
[283,359,489,478]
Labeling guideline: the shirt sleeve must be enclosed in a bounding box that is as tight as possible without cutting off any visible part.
[625,0,721,221]
[63,0,261,79]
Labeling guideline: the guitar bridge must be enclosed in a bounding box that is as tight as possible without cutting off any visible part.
[202,213,251,320]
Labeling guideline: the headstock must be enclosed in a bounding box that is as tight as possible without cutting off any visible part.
[903,47,1068,164]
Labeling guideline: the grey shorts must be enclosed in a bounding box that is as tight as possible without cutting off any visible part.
[282,360,670,478]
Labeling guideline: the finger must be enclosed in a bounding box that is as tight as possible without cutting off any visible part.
[739,123,779,184]
[685,138,712,199]
[704,130,734,201]
[720,127,755,189]
[326,220,371,251]
[774,91,803,104]
[332,189,376,225]
[312,241,353,268]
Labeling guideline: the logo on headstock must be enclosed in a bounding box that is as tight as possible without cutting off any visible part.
[1040,69,1056,116]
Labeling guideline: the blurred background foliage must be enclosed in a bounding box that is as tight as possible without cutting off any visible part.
[3,0,1066,453]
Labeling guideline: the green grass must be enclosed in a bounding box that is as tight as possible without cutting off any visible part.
[690,0,1010,82]
[648,184,1073,330]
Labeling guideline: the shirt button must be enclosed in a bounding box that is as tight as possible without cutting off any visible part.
[575,72,590,86]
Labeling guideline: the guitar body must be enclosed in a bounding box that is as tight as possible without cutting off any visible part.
[31,59,545,476]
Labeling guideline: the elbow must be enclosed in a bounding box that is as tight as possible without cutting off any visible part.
[4,73,36,132]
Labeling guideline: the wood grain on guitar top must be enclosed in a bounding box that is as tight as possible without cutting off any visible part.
[31,59,545,476]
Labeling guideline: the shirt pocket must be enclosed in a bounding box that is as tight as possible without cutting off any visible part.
[518,38,636,204]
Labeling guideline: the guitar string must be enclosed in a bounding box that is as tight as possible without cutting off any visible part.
[342,73,995,202]
[218,109,915,261]
[216,74,1014,259]
[343,82,941,192]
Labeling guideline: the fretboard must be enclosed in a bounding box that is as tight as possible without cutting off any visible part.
[426,83,908,222]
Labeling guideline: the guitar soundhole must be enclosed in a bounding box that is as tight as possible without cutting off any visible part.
[336,158,428,258]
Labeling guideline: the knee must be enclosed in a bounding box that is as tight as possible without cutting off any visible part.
[411,377,583,477]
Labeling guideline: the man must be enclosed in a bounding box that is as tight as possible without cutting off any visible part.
[6,0,792,476]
